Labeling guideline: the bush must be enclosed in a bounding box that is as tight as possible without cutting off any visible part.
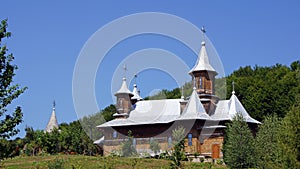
[47,158,65,169]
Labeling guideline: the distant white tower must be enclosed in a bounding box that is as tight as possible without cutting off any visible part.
[45,101,59,133]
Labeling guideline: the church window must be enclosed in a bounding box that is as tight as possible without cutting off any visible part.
[168,136,172,148]
[133,138,137,148]
[188,133,192,146]
[199,77,203,89]
[113,131,117,138]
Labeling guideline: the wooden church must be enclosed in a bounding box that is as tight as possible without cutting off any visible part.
[97,32,260,158]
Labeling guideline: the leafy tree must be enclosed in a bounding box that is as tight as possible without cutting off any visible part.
[278,96,300,168]
[170,126,186,169]
[255,115,283,169]
[121,130,137,157]
[223,114,257,168]
[0,19,27,139]
[149,138,161,155]
[226,62,300,121]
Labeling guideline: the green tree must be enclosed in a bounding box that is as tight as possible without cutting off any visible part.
[255,115,282,169]
[121,130,137,157]
[279,97,300,168]
[170,126,186,169]
[149,138,161,155]
[0,19,27,139]
[223,114,257,168]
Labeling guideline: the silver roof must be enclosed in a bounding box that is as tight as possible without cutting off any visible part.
[131,84,142,100]
[97,99,181,127]
[177,88,211,120]
[45,107,59,132]
[98,91,260,128]
[189,41,216,74]
[114,78,133,96]
[211,93,261,124]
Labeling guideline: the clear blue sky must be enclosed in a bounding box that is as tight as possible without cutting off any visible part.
[1,1,299,138]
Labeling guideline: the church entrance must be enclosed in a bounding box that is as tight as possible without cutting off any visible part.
[212,144,220,159]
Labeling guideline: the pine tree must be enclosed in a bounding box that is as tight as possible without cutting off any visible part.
[279,96,300,168]
[255,115,282,169]
[0,19,27,139]
[223,114,257,168]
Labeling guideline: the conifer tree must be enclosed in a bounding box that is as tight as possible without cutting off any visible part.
[279,96,300,168]
[255,115,282,169]
[223,114,256,168]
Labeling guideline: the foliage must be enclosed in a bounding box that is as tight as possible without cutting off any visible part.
[149,138,161,155]
[121,130,137,157]
[223,114,256,168]
[278,97,300,168]
[80,104,116,141]
[47,158,65,169]
[0,138,21,160]
[227,62,300,121]
[0,19,27,140]
[170,126,186,169]
[22,121,99,156]
[255,115,283,169]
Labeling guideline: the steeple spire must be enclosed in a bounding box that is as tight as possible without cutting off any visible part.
[45,101,59,133]
[131,73,142,102]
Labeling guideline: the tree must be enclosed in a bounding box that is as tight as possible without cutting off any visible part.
[255,115,283,169]
[121,130,137,157]
[149,138,161,155]
[0,19,27,139]
[223,114,257,168]
[278,96,300,168]
[170,126,186,169]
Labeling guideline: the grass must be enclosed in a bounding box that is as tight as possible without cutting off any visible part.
[1,155,227,169]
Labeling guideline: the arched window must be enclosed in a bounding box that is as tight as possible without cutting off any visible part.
[188,133,192,146]
[113,131,117,139]
[199,77,203,89]
[133,138,137,148]
[168,136,172,148]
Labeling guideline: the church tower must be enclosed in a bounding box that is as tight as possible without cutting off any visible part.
[114,77,134,119]
[45,101,59,133]
[189,28,219,115]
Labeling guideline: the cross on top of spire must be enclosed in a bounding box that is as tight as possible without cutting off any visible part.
[123,64,127,78]
[53,100,56,110]
[232,81,235,95]
[201,26,206,43]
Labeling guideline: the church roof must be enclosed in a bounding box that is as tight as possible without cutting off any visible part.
[177,88,211,120]
[189,41,216,74]
[98,91,260,128]
[211,93,261,124]
[131,84,142,100]
[45,106,59,132]
[97,99,181,127]
[114,78,133,96]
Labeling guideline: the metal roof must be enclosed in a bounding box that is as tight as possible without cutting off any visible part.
[45,108,59,132]
[114,78,133,96]
[177,88,211,120]
[211,94,261,124]
[189,41,216,74]
[98,91,261,128]
[131,84,142,100]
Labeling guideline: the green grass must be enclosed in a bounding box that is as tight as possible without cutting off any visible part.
[1,155,227,169]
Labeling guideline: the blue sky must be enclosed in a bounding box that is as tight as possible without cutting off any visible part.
[1,1,299,138]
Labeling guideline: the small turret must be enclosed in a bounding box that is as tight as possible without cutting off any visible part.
[114,78,133,119]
